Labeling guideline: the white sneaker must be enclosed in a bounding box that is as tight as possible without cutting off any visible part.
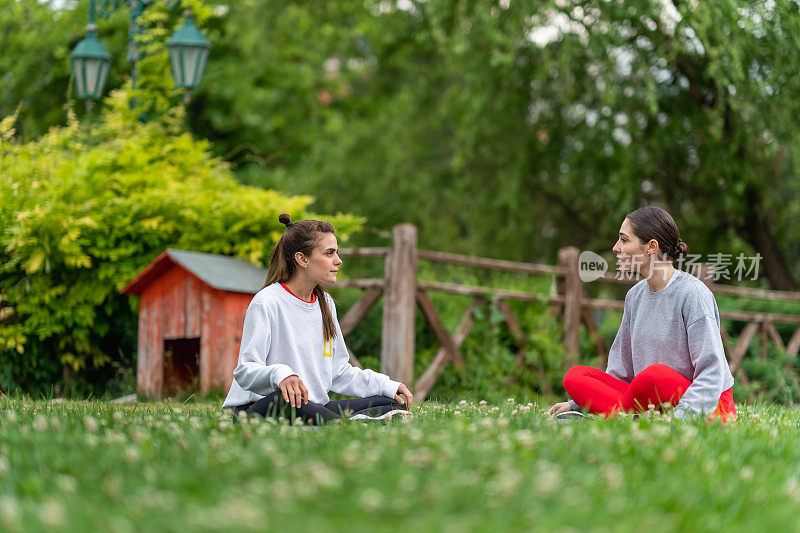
[555,411,585,424]
[350,409,414,422]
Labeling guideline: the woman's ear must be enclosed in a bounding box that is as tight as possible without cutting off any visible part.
[646,239,660,255]
[294,251,308,269]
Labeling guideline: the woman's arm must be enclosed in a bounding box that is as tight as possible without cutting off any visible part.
[329,325,401,399]
[232,303,297,395]
[325,299,401,398]
[606,297,635,382]
[674,313,727,419]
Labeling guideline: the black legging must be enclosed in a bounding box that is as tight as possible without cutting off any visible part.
[233,390,402,425]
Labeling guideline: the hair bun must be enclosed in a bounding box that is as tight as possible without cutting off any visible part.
[278,213,292,227]
[674,240,688,258]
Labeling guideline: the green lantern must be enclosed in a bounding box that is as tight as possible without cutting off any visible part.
[167,11,211,90]
[70,25,112,100]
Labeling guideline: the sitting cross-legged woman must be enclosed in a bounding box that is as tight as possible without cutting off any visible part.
[222,214,413,425]
[548,206,735,422]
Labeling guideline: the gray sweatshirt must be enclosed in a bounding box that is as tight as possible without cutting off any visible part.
[569,269,734,418]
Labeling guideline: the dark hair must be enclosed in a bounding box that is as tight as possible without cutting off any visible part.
[264,214,337,341]
[626,205,688,261]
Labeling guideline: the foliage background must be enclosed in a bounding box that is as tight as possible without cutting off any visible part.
[3,0,800,400]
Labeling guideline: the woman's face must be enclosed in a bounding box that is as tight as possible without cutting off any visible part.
[299,233,342,285]
[612,218,650,273]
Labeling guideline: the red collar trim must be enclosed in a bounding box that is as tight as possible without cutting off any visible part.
[280,283,317,303]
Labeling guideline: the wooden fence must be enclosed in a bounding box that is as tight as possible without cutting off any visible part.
[334,224,800,402]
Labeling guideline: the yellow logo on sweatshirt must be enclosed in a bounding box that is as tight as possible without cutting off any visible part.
[323,339,333,358]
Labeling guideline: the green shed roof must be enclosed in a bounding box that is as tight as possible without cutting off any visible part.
[120,248,267,295]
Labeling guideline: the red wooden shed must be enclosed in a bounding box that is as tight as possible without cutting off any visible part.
[120,249,266,398]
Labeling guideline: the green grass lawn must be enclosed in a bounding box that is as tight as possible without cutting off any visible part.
[1,398,799,532]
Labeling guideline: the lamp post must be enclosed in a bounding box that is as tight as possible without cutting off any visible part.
[167,10,211,103]
[70,0,211,107]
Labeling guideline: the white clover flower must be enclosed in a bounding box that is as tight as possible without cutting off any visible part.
[340,448,361,468]
[359,488,383,511]
[507,398,515,404]
[661,448,677,463]
[459,400,467,406]
[56,475,77,494]
[33,414,48,432]
[124,446,141,463]
[479,400,487,407]
[84,416,99,433]
[652,425,670,438]
[784,477,800,502]
[488,468,522,497]
[479,418,493,429]
[104,431,125,445]
[403,448,434,468]
[40,499,65,527]
[453,410,461,417]
[113,411,124,423]
[740,465,754,481]
[515,430,536,449]
[602,464,623,490]
[310,463,342,489]
[534,463,562,497]
[0,495,18,527]
[681,425,698,439]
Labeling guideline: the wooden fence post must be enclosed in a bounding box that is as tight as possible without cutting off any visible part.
[559,246,581,366]
[381,224,418,385]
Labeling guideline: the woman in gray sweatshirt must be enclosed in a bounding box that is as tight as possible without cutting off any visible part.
[548,206,736,422]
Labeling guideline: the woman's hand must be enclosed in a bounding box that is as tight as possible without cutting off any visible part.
[394,383,413,409]
[279,375,309,408]
[548,401,573,416]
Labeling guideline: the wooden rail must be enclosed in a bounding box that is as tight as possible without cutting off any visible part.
[333,225,800,401]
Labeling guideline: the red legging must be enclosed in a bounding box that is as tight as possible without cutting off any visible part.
[563,364,736,422]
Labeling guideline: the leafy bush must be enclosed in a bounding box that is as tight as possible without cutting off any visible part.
[0,92,361,396]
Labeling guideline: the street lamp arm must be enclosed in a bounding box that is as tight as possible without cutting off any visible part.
[93,0,123,21]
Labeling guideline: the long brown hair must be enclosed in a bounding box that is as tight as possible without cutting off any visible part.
[264,214,337,341]
[626,205,688,261]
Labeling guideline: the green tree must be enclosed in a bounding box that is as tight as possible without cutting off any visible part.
[5,0,800,289]
[263,0,800,289]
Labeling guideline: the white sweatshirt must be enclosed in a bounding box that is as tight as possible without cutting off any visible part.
[222,283,401,409]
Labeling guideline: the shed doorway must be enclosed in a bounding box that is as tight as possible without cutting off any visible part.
[163,338,200,397]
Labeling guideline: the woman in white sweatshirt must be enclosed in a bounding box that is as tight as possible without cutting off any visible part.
[222,214,413,424]
[549,206,736,422]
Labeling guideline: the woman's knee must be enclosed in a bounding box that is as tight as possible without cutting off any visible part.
[563,365,593,392]
[634,364,686,389]
[640,363,673,377]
